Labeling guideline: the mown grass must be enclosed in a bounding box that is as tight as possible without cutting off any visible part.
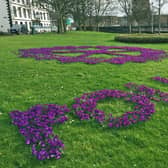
[0,31,168,168]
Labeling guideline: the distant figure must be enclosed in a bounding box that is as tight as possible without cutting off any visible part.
[66,18,74,31]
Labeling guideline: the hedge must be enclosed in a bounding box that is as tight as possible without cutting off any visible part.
[115,34,168,43]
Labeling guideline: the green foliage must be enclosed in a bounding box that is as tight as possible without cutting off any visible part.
[115,34,168,43]
[0,32,168,168]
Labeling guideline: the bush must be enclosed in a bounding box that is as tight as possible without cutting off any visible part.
[0,32,10,36]
[115,34,168,43]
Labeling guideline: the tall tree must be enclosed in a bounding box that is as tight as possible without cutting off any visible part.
[118,0,133,33]
[154,0,168,34]
[132,0,151,33]
[71,0,93,30]
[92,0,116,31]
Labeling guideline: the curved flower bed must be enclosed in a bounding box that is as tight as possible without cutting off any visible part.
[10,104,70,160]
[11,78,168,160]
[152,76,168,84]
[72,89,155,128]
[19,46,167,64]
[125,82,168,102]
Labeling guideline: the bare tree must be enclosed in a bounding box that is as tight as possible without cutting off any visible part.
[132,0,151,33]
[71,0,93,30]
[92,0,116,31]
[153,0,168,34]
[118,0,133,33]
[150,2,156,33]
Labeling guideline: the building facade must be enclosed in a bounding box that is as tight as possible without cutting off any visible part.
[0,0,54,33]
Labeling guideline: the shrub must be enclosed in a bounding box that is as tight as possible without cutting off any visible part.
[115,34,168,43]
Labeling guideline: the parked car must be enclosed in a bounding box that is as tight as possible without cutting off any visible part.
[10,24,21,34]
[10,24,28,34]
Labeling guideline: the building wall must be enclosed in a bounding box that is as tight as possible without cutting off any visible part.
[0,0,11,32]
[0,0,53,32]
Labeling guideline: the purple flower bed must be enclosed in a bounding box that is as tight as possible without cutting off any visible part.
[125,83,168,102]
[72,89,155,128]
[19,46,167,64]
[152,76,168,84]
[11,76,168,160]
[10,104,70,160]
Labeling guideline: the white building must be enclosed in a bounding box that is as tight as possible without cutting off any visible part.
[0,0,11,32]
[0,0,55,33]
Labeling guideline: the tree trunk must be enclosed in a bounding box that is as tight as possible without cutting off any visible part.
[129,24,132,34]
[96,16,100,32]
[158,0,161,34]
[151,13,154,34]
[57,14,65,34]
[138,25,141,34]
[158,10,161,34]
[127,16,132,34]
[63,18,67,32]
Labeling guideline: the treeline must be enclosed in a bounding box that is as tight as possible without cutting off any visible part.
[35,0,168,34]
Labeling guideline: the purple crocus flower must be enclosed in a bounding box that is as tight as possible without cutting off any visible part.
[19,46,167,65]
[10,104,70,160]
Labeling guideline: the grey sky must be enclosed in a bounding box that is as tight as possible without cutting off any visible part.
[115,0,168,16]
[161,3,168,14]
[151,0,168,14]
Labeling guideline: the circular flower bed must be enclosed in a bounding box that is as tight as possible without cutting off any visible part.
[72,89,155,128]
[125,82,168,103]
[19,46,167,64]
[10,104,70,160]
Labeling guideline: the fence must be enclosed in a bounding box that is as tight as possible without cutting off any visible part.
[80,26,168,33]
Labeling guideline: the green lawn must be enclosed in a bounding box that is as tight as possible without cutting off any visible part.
[0,31,168,168]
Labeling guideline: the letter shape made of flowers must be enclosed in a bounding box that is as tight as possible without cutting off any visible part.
[72,89,155,128]
[10,104,70,160]
[10,91,155,160]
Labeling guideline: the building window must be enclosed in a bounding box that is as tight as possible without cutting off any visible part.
[40,12,43,20]
[47,13,50,20]
[23,8,27,18]
[27,9,31,18]
[43,13,46,20]
[26,0,30,5]
[22,0,25,4]
[33,11,36,19]
[17,0,20,3]
[25,22,28,28]
[18,7,22,18]
[32,0,34,6]
[13,6,17,17]
[35,12,41,20]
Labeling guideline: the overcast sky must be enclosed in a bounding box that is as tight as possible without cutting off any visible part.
[161,3,168,14]
[115,0,168,16]
[151,0,168,14]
